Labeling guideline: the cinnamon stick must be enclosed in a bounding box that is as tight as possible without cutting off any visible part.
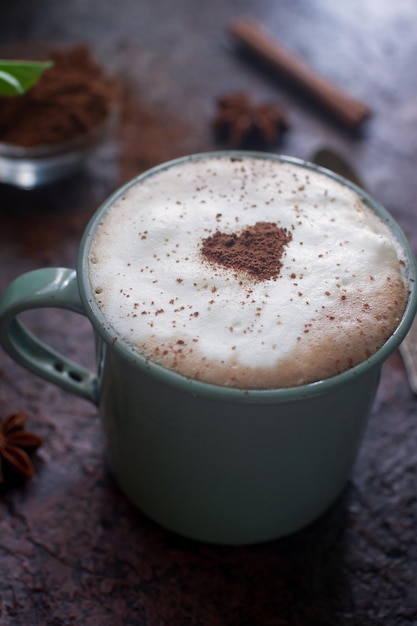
[229,18,371,131]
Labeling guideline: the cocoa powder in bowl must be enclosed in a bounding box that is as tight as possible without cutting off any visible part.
[0,44,118,148]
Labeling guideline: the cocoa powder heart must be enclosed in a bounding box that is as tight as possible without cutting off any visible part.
[201,221,292,281]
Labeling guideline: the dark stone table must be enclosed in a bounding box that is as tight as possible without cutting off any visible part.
[0,1,417,624]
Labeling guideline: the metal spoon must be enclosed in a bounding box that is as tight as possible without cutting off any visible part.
[310,147,417,394]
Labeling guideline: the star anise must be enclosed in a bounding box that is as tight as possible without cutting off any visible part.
[0,412,43,483]
[212,92,289,149]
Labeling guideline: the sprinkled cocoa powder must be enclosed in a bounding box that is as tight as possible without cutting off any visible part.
[201,221,292,280]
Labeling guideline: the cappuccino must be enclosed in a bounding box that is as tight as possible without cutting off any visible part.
[88,154,409,388]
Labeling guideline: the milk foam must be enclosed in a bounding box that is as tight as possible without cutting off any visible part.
[88,155,409,388]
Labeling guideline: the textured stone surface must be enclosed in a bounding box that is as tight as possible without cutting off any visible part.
[0,1,417,624]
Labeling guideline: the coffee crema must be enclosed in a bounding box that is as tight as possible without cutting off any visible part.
[88,155,409,389]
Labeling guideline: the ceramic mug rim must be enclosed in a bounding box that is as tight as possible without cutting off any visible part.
[77,150,417,403]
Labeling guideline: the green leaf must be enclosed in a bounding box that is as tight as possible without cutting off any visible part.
[0,60,53,96]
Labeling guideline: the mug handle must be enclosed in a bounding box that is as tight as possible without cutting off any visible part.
[0,267,98,404]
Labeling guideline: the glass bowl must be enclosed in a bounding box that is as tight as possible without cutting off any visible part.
[0,113,116,189]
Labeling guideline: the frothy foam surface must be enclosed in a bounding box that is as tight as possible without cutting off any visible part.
[88,155,409,388]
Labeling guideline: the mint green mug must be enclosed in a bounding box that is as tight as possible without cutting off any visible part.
[0,152,416,545]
